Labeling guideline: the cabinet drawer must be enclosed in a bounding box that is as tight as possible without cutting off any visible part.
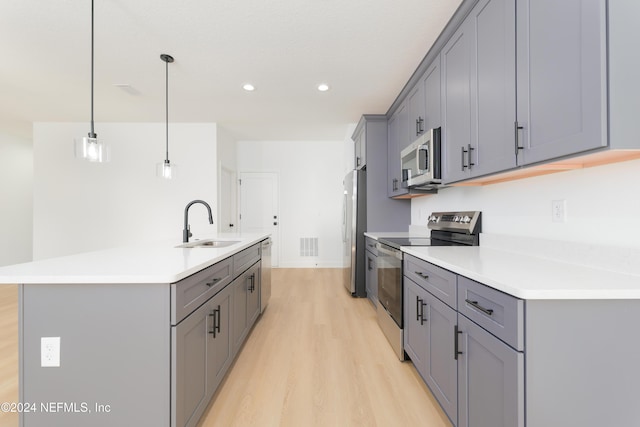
[233,243,261,276]
[365,237,378,256]
[171,257,233,325]
[458,276,524,351]
[404,255,457,309]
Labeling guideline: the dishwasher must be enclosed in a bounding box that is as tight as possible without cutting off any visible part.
[260,238,272,313]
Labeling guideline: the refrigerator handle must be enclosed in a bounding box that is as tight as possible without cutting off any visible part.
[342,193,347,242]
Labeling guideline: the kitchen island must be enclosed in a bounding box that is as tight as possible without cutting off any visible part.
[0,233,270,427]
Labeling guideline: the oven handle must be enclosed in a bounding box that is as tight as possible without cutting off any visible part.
[376,243,403,260]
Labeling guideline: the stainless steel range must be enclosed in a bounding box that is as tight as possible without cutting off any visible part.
[376,211,481,360]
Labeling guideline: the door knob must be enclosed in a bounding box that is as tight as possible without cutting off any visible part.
[273,222,278,225]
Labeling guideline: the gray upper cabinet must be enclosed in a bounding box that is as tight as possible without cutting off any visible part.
[441,18,473,183]
[353,114,410,227]
[408,81,426,140]
[422,57,442,132]
[472,0,517,175]
[353,124,366,169]
[442,0,608,183]
[387,102,409,197]
[442,0,517,183]
[516,0,607,165]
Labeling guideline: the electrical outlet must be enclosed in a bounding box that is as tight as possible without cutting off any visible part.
[552,200,566,223]
[41,337,60,367]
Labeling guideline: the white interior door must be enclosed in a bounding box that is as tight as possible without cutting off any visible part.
[218,166,237,233]
[239,172,279,267]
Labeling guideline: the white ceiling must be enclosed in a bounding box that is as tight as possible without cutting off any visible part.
[0,0,461,141]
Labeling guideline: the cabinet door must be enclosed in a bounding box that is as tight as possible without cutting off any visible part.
[354,126,366,169]
[387,104,408,197]
[172,302,209,427]
[516,0,607,165]
[423,290,458,425]
[403,278,429,376]
[470,0,517,176]
[206,285,232,398]
[246,262,261,328]
[422,57,441,132]
[408,82,426,140]
[366,251,378,307]
[441,19,474,183]
[457,315,524,427]
[231,274,248,356]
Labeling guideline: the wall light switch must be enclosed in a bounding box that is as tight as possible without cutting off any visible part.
[41,337,60,367]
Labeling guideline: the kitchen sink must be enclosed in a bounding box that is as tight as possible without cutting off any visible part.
[176,239,240,249]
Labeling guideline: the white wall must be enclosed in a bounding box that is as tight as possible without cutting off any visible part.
[237,140,345,267]
[33,122,217,259]
[411,158,640,248]
[0,130,33,266]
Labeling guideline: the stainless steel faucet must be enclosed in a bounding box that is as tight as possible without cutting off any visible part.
[183,200,214,243]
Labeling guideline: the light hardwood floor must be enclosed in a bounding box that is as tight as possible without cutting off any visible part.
[0,284,18,427]
[0,270,451,427]
[198,269,451,427]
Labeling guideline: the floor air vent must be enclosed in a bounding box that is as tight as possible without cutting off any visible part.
[299,237,319,257]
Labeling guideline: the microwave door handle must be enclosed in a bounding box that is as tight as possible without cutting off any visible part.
[417,145,429,172]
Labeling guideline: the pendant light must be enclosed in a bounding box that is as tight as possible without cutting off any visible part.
[157,54,176,179]
[75,0,110,162]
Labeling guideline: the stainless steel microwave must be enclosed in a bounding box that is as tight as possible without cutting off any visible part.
[400,127,441,188]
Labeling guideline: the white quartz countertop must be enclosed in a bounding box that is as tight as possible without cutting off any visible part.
[0,233,270,285]
[403,245,640,300]
[364,232,413,240]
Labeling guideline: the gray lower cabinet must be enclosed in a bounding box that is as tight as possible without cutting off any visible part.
[172,284,232,427]
[422,289,458,424]
[457,314,524,427]
[404,276,457,425]
[405,254,640,426]
[232,261,261,356]
[403,254,522,427]
[404,278,428,371]
[365,238,378,306]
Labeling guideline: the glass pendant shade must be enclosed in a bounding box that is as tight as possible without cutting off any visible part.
[77,0,108,162]
[157,159,176,179]
[75,135,110,162]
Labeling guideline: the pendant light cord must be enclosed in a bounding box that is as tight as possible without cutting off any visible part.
[89,0,95,138]
[165,57,169,162]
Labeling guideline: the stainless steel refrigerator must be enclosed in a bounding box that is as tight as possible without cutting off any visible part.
[342,169,367,297]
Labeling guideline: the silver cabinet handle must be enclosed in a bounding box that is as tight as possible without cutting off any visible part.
[467,144,475,170]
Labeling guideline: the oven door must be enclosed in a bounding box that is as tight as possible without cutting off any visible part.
[376,243,403,327]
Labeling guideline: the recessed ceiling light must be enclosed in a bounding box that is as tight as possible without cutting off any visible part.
[317,84,330,92]
[243,83,255,92]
